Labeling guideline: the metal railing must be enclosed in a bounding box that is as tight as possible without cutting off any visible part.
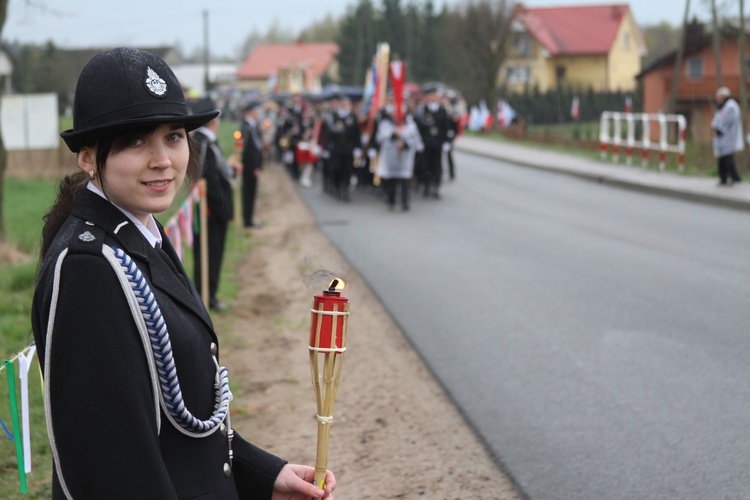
[599,111,687,172]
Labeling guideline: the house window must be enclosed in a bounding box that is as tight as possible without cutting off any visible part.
[512,32,531,58]
[623,32,630,50]
[686,57,703,79]
[506,66,531,84]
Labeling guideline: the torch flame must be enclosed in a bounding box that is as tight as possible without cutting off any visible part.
[328,278,346,292]
[233,130,242,140]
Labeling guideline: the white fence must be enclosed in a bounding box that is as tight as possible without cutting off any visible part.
[599,111,687,172]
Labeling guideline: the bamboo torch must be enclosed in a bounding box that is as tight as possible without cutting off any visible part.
[232,129,243,243]
[308,278,349,490]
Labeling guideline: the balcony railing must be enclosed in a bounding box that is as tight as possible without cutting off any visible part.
[669,74,750,101]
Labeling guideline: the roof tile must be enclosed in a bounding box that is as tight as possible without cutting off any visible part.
[516,4,631,55]
[236,42,339,79]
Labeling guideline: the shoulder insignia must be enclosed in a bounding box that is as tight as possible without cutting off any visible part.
[78,231,96,242]
[68,221,107,256]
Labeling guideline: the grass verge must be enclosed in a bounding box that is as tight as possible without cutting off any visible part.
[0,120,246,498]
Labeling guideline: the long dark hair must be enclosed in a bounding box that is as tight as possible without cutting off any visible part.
[39,125,199,262]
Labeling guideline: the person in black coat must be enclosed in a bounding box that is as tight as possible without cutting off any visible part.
[320,94,362,201]
[279,94,306,181]
[442,94,459,181]
[240,101,264,228]
[191,98,237,311]
[414,86,451,199]
[32,47,335,500]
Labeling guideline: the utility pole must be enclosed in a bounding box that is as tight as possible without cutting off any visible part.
[668,0,691,114]
[353,6,363,85]
[711,0,723,88]
[740,0,748,169]
[203,10,210,94]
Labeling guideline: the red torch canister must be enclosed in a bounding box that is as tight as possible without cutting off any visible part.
[308,278,349,490]
[309,278,349,352]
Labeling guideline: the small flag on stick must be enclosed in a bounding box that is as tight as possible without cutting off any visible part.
[571,96,580,121]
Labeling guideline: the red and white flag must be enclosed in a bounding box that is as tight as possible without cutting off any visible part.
[389,60,406,126]
[570,96,580,121]
[497,100,516,128]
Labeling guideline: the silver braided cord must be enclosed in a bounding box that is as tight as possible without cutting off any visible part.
[112,247,231,436]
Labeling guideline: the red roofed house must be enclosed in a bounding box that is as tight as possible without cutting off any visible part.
[236,42,339,93]
[501,3,646,92]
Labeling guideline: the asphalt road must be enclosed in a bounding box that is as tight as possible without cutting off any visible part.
[295,152,750,500]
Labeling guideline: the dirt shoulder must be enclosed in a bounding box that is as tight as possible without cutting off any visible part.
[218,164,521,499]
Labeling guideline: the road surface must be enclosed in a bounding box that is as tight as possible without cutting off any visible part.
[296,152,750,499]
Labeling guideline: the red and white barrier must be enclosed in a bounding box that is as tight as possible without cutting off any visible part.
[599,112,687,172]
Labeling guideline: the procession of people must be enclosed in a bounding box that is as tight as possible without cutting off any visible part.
[236,85,465,211]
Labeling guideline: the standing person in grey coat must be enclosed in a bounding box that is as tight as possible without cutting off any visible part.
[376,100,424,211]
[711,86,744,186]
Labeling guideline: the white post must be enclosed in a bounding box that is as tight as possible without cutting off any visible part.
[677,114,687,173]
[658,113,668,172]
[613,112,621,163]
[641,114,651,167]
[599,112,610,160]
[626,113,635,166]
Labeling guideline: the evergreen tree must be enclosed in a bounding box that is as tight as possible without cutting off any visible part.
[420,0,442,82]
[402,0,421,80]
[378,0,406,58]
[336,0,377,85]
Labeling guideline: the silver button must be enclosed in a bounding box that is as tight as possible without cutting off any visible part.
[223,463,231,477]
[220,424,227,438]
[210,342,217,356]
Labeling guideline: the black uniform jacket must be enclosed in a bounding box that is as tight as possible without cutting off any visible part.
[241,119,264,179]
[32,189,286,499]
[414,104,450,150]
[321,111,361,157]
[194,130,235,223]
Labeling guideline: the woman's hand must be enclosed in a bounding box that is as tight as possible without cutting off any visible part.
[271,464,336,500]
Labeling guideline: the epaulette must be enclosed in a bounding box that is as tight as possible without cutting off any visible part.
[66,219,107,257]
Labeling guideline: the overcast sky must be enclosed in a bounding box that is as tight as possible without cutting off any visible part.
[4,0,719,60]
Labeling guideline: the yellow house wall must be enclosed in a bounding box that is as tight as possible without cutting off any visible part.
[502,37,552,92]
[607,11,642,91]
[549,55,609,91]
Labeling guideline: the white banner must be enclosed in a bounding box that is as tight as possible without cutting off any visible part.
[1,93,59,150]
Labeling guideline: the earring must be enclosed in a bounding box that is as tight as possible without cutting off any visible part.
[89,170,95,179]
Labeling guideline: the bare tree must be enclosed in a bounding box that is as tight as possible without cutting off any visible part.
[710,0,723,87]
[236,20,296,61]
[668,0,691,114]
[442,0,515,106]
[641,22,681,68]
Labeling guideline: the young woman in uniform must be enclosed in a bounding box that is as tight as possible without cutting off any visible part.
[32,47,335,500]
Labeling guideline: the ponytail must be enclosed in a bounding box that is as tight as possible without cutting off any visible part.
[39,170,89,262]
